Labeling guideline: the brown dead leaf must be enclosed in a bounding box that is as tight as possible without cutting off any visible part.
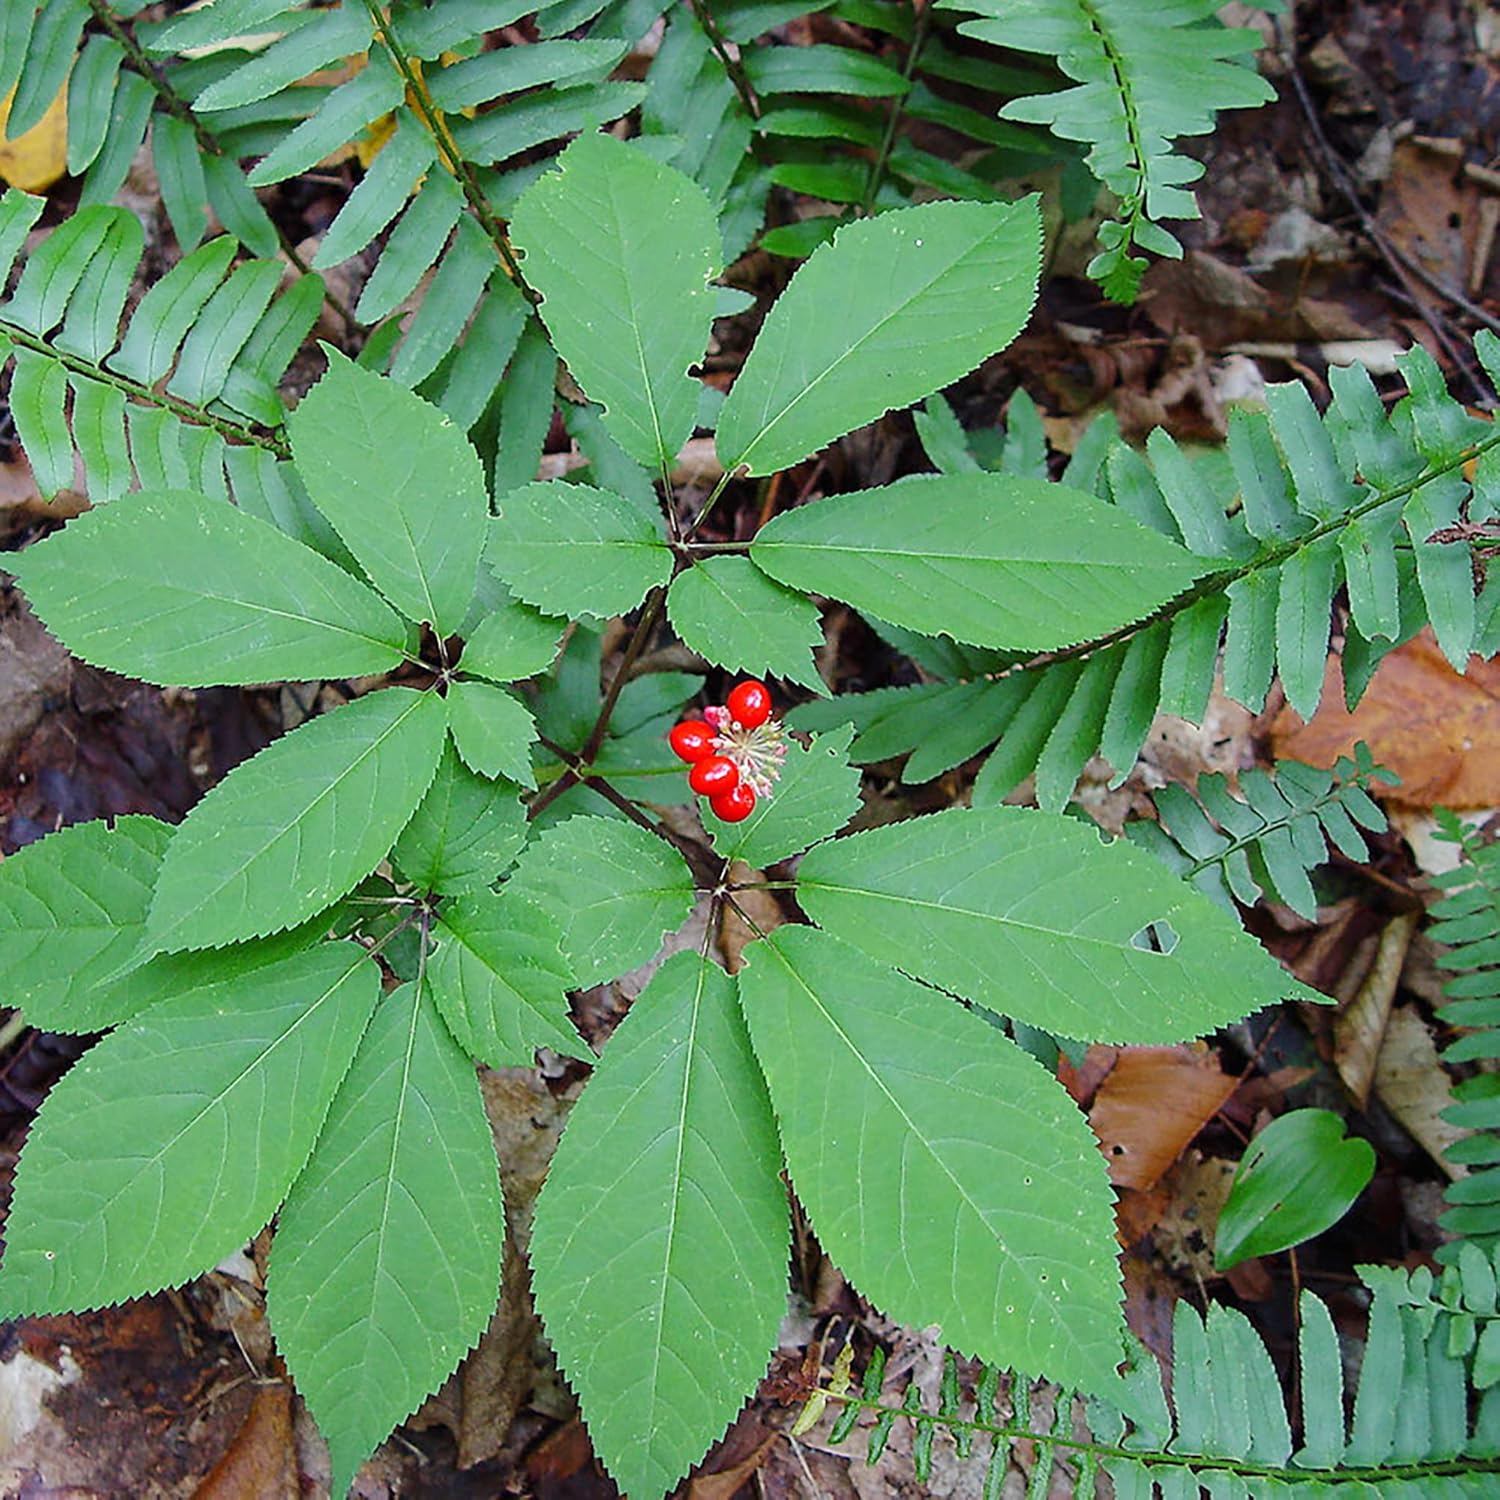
[1151,1152,1239,1279]
[720,861,784,974]
[1270,631,1500,807]
[1089,1045,1237,1191]
[686,1435,777,1500]
[193,1384,297,1500]
[1374,1003,1470,1180]
[0,82,68,193]
[1334,911,1419,1108]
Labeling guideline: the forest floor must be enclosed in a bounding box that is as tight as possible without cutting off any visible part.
[2,1,1499,1496]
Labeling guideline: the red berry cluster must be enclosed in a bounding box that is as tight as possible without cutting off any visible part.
[669,680,784,823]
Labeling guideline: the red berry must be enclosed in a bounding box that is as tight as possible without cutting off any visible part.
[669,719,716,763]
[711,782,757,822]
[689,756,739,796]
[726,679,771,729]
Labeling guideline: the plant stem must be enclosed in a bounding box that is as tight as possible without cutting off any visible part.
[580,587,667,764]
[687,0,762,120]
[360,0,533,299]
[859,0,935,215]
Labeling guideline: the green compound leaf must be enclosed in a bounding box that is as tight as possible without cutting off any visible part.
[461,594,566,683]
[0,816,171,1033]
[0,942,380,1315]
[289,351,487,636]
[1215,1108,1376,1271]
[392,742,527,896]
[446,681,540,789]
[705,725,861,868]
[532,951,789,1500]
[751,473,1201,651]
[796,806,1313,1044]
[510,132,719,472]
[716,198,1041,476]
[14,489,408,688]
[504,816,696,987]
[268,979,504,1500]
[146,689,448,955]
[737,926,1125,1397]
[666,557,824,692]
[429,889,588,1066]
[487,481,672,621]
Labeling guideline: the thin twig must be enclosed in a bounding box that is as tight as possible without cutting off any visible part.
[859,1,935,215]
[687,0,762,121]
[580,587,668,764]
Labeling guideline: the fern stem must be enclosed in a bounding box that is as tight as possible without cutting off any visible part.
[687,0,762,121]
[0,318,291,458]
[83,0,360,332]
[1002,423,1500,685]
[1076,0,1151,267]
[858,0,935,216]
[814,1385,1500,1487]
[360,0,533,300]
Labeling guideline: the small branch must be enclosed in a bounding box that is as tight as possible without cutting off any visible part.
[580,587,667,764]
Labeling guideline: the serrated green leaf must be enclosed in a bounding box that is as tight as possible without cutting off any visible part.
[667,557,824,691]
[8,349,71,500]
[447,681,539,788]
[0,816,172,1032]
[533,950,789,1498]
[716,199,1040,476]
[0,942,380,1315]
[146,689,448,955]
[429,888,586,1065]
[108,235,238,385]
[504,816,696,986]
[461,592,566,682]
[268,978,503,1499]
[66,374,131,506]
[313,116,437,269]
[289,352,487,635]
[192,5,372,112]
[16,489,409,688]
[706,726,861,867]
[487,481,672,620]
[796,806,1312,1043]
[392,742,526,895]
[510,132,719,471]
[737,925,1125,1395]
[752,473,1200,651]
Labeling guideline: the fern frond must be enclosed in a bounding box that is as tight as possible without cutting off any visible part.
[1432,811,1500,1264]
[806,1274,1500,1493]
[940,0,1276,301]
[796,337,1500,814]
[0,190,320,509]
[1127,745,1393,919]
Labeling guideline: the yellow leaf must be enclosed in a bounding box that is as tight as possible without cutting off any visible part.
[0,82,69,194]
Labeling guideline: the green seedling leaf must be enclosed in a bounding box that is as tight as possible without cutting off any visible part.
[428,889,587,1065]
[510,132,719,471]
[796,806,1315,1043]
[391,743,526,895]
[717,198,1041,476]
[0,816,171,1033]
[146,688,448,955]
[504,816,696,986]
[0,942,380,1314]
[289,351,487,635]
[666,556,824,692]
[487,481,672,620]
[751,473,1201,651]
[447,681,540,788]
[737,926,1126,1398]
[1215,1108,1376,1270]
[532,951,789,1499]
[15,489,408,687]
[268,979,504,1499]
[705,725,861,868]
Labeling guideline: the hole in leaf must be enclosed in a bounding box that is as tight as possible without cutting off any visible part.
[1129,920,1180,955]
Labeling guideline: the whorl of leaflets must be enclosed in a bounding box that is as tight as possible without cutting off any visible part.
[668,680,786,822]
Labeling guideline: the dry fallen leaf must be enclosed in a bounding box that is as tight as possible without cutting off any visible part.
[1089,1045,1237,1191]
[1334,910,1419,1108]
[193,1384,298,1500]
[1374,1003,1470,1180]
[1271,630,1500,807]
[0,82,68,193]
